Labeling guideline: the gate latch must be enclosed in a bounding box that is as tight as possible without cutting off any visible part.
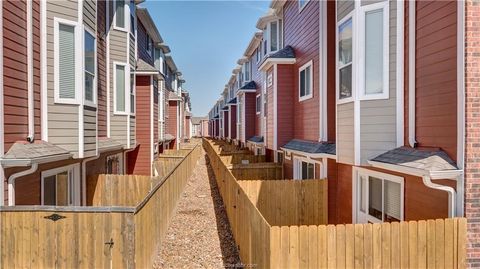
[44,213,66,222]
[105,238,114,249]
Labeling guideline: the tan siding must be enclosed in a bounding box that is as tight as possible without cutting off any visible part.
[83,0,96,32]
[359,0,397,164]
[84,108,97,157]
[337,102,354,164]
[337,0,354,21]
[46,0,79,156]
[129,34,135,67]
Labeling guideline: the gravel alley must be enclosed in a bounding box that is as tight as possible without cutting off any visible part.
[154,147,241,269]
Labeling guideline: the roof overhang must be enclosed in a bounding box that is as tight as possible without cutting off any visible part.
[165,55,178,72]
[259,57,296,71]
[0,153,72,168]
[280,147,336,160]
[270,0,287,11]
[368,160,463,180]
[256,8,281,30]
[136,8,163,44]
[158,43,171,53]
[233,65,242,74]
[243,31,263,57]
[237,89,256,94]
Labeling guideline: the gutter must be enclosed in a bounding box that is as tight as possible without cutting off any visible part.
[280,147,337,160]
[7,163,38,206]
[422,175,456,217]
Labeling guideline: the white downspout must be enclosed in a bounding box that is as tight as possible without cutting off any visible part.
[81,155,100,205]
[408,0,417,148]
[422,175,456,217]
[27,0,34,142]
[8,163,38,206]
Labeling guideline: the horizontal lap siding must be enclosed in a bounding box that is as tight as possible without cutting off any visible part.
[47,1,79,156]
[129,35,135,67]
[337,102,354,164]
[266,68,274,149]
[97,0,107,137]
[276,65,294,148]
[167,101,178,138]
[3,0,27,150]
[83,0,95,32]
[415,0,457,161]
[337,0,354,21]
[137,21,154,66]
[327,0,337,142]
[84,108,97,157]
[251,52,262,137]
[230,105,237,140]
[130,116,135,147]
[132,76,152,176]
[109,24,129,147]
[336,163,353,224]
[284,0,320,141]
[359,0,397,165]
[224,111,229,138]
[327,158,338,224]
[245,93,256,141]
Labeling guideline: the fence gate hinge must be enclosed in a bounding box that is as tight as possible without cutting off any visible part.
[105,238,114,249]
[44,213,66,222]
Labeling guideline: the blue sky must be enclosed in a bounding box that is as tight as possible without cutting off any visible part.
[142,0,270,117]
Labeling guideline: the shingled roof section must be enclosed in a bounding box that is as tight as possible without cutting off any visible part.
[370,147,458,172]
[228,97,237,104]
[98,138,124,153]
[239,81,257,90]
[268,45,295,59]
[136,59,158,73]
[1,141,72,165]
[247,136,264,143]
[282,139,336,156]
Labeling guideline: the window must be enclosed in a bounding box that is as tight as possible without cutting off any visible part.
[294,158,315,180]
[115,0,125,29]
[299,61,313,101]
[146,34,152,55]
[106,153,123,174]
[42,165,79,206]
[256,95,261,114]
[338,17,353,102]
[360,3,389,99]
[277,151,284,164]
[130,68,135,114]
[356,168,403,223]
[84,30,96,105]
[114,63,126,113]
[299,0,310,11]
[243,61,251,82]
[262,20,283,56]
[55,19,78,104]
[270,21,278,52]
[256,48,261,63]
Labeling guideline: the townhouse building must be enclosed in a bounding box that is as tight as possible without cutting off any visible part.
[191,116,208,137]
[0,0,190,205]
[209,0,480,263]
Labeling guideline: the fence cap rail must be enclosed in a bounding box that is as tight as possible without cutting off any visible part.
[0,205,135,213]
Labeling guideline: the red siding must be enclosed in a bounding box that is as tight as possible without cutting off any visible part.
[336,163,353,224]
[244,93,256,141]
[284,0,320,141]
[327,0,336,142]
[230,105,237,139]
[327,158,338,224]
[276,64,294,148]
[131,76,152,176]
[97,0,107,137]
[223,110,229,138]
[167,100,178,138]
[405,1,458,161]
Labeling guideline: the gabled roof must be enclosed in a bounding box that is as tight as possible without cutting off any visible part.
[0,141,72,167]
[136,8,164,45]
[370,147,458,172]
[256,8,281,30]
[136,59,159,74]
[228,97,237,105]
[268,45,295,59]
[243,31,264,57]
[282,139,336,156]
[247,136,264,143]
[259,46,296,71]
[165,55,178,72]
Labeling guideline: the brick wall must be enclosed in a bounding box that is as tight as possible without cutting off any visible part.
[465,1,480,267]
[401,3,478,264]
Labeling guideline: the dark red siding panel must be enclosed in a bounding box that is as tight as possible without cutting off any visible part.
[244,93,256,141]
[131,75,152,176]
[230,105,237,140]
[167,100,178,138]
[276,64,294,148]
[327,0,336,142]
[336,163,352,224]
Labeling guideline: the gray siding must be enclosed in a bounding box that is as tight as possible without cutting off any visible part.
[108,0,130,148]
[359,0,397,164]
[47,1,79,157]
[129,35,136,67]
[337,102,355,164]
[337,0,354,21]
[83,0,96,31]
[84,108,97,157]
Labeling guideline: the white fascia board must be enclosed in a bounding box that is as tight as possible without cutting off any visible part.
[280,147,337,160]
[368,160,463,180]
[258,58,296,71]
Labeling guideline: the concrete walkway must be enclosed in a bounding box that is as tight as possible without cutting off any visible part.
[154,148,241,269]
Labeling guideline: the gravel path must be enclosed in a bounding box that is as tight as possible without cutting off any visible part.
[154,148,242,269]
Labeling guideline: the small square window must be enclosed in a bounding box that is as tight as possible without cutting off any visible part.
[256,95,261,114]
[299,61,313,101]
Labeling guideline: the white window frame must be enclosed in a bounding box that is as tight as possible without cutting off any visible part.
[353,167,404,224]
[41,164,81,206]
[106,152,124,174]
[243,61,251,83]
[293,156,319,180]
[54,17,81,105]
[336,13,355,105]
[113,0,128,32]
[130,66,135,115]
[263,19,283,57]
[129,0,136,37]
[146,34,152,56]
[113,61,129,115]
[299,60,314,102]
[298,0,310,12]
[359,1,390,100]
[84,27,97,107]
[256,94,261,115]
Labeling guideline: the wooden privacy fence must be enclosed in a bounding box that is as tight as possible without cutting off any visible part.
[239,179,328,226]
[87,174,152,206]
[204,138,468,269]
[220,153,266,165]
[154,155,182,178]
[0,144,202,268]
[229,162,283,180]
